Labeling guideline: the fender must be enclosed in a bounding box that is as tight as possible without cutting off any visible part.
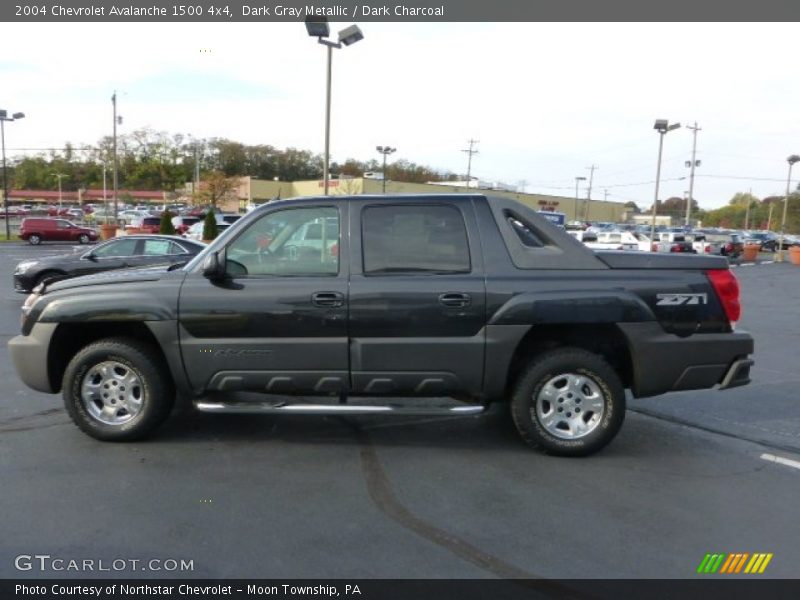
[488,290,656,326]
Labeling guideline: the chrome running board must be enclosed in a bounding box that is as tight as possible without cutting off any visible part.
[194,401,487,416]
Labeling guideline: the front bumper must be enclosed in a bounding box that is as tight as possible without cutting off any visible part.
[13,273,36,293]
[8,323,58,393]
[618,322,754,398]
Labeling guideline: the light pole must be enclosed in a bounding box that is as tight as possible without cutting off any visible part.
[305,17,364,196]
[1,109,25,240]
[376,146,395,193]
[777,154,800,262]
[574,176,586,221]
[585,165,598,220]
[53,173,66,210]
[112,91,123,220]
[650,119,681,251]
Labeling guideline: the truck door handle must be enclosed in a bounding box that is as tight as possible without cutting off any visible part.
[312,291,344,307]
[439,292,471,308]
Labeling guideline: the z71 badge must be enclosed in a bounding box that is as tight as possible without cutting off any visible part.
[656,293,708,306]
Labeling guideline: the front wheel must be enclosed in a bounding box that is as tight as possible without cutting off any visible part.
[62,338,174,441]
[511,348,626,457]
[78,234,90,244]
[28,234,42,245]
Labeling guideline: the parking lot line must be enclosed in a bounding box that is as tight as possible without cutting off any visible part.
[760,453,800,471]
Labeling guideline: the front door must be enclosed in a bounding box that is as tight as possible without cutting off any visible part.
[178,204,349,395]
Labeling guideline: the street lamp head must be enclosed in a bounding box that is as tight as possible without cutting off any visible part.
[787,154,800,165]
[12,112,24,120]
[576,176,586,181]
[376,145,384,152]
[338,24,364,46]
[305,16,330,38]
[654,119,680,133]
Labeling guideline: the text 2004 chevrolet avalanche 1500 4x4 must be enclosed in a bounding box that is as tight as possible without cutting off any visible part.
[9,195,754,456]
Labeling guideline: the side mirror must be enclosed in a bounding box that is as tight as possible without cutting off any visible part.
[84,252,97,261]
[202,250,227,281]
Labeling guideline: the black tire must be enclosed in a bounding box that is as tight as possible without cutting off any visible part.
[28,234,42,245]
[511,348,626,457]
[62,337,174,441]
[78,234,90,244]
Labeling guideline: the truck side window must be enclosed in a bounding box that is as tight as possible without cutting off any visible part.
[226,206,339,277]
[362,204,471,274]
[506,211,545,248]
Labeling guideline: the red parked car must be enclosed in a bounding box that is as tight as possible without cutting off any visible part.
[19,218,98,245]
[128,216,162,233]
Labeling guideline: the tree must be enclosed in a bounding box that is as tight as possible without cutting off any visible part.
[159,211,176,235]
[196,171,239,207]
[202,210,218,241]
[729,192,759,207]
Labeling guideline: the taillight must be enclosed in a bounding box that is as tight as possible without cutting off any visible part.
[669,245,680,253]
[651,243,658,252]
[704,245,711,253]
[706,269,741,325]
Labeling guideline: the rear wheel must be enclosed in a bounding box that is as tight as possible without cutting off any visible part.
[62,338,174,441]
[28,234,42,245]
[511,348,626,457]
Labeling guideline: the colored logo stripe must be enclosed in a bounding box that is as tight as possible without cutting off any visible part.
[698,553,773,574]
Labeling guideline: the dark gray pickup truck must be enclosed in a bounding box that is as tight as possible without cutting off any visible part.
[9,194,754,456]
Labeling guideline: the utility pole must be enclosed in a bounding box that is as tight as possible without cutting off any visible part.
[462,139,479,188]
[112,91,121,221]
[53,173,66,209]
[685,122,701,226]
[744,187,752,230]
[585,164,598,220]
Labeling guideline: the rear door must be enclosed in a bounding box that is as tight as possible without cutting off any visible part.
[347,199,486,396]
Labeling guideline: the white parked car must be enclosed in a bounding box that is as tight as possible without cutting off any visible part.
[568,230,638,251]
[586,231,639,251]
[182,221,231,241]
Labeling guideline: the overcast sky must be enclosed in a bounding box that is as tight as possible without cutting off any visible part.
[1,22,797,209]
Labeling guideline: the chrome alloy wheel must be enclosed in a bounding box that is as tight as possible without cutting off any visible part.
[534,373,605,440]
[81,361,144,425]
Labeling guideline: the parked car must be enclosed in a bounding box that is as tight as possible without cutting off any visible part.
[182,221,231,241]
[128,216,163,234]
[117,210,152,226]
[744,231,778,252]
[171,215,202,235]
[703,232,744,260]
[652,232,696,253]
[587,231,639,251]
[12,235,205,292]
[19,218,98,245]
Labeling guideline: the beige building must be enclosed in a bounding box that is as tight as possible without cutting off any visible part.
[230,176,628,222]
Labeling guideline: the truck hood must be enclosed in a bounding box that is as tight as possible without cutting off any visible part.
[43,264,179,293]
[595,250,728,270]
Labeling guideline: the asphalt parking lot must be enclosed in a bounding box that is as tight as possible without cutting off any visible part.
[1,243,799,579]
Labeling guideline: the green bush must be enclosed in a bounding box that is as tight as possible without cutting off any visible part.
[202,210,218,241]
[159,211,176,235]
